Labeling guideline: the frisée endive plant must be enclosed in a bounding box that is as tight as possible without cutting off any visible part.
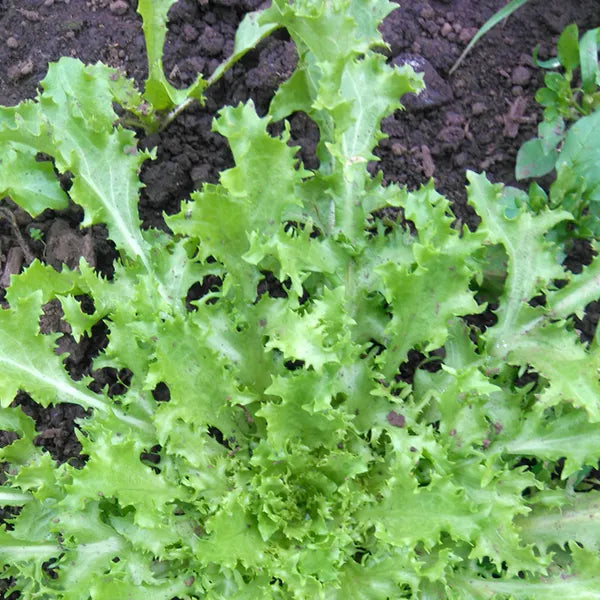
[1,1,600,598]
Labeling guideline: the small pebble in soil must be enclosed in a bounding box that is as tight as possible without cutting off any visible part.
[183,24,199,42]
[453,152,468,167]
[6,36,19,49]
[391,142,407,156]
[8,58,34,81]
[199,26,225,57]
[511,65,531,86]
[518,53,534,67]
[191,164,211,186]
[440,22,453,37]
[437,125,464,147]
[471,101,487,116]
[419,5,435,20]
[19,9,41,22]
[421,20,439,36]
[445,111,464,127]
[109,0,128,15]
[459,27,477,44]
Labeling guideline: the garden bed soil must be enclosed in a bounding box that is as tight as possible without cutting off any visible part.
[1,1,600,595]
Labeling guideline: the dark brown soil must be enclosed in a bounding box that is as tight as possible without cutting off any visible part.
[0,1,599,595]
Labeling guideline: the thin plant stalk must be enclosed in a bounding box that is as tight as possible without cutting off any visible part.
[450,0,531,74]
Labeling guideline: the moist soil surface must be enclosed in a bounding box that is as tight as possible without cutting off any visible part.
[1,1,600,595]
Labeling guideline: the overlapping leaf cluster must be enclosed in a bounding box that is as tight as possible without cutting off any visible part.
[516,23,600,242]
[1,1,600,598]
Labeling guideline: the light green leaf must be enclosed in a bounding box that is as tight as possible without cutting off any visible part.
[148,315,248,440]
[49,501,129,595]
[360,472,481,549]
[336,54,421,165]
[0,102,68,215]
[137,0,206,110]
[506,317,600,420]
[0,293,108,412]
[211,10,281,85]
[454,463,550,575]
[414,364,499,449]
[547,255,600,320]
[329,549,419,599]
[502,407,600,477]
[0,147,68,215]
[378,244,479,377]
[91,574,191,600]
[244,226,345,297]
[517,490,600,553]
[39,59,154,267]
[66,417,175,512]
[267,0,422,240]
[0,489,33,506]
[196,494,268,569]
[58,294,98,342]
[467,173,569,351]
[169,101,309,300]
[4,259,80,307]
[0,406,39,467]
[0,529,60,563]
[260,370,353,451]
[453,546,600,599]
[264,286,356,372]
